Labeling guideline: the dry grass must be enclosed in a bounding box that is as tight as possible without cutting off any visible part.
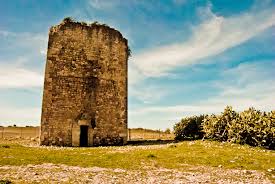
[129,128,174,140]
[0,139,274,183]
[0,128,274,183]
[0,127,39,139]
[0,127,174,141]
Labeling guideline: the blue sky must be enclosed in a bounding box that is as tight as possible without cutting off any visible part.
[0,0,274,129]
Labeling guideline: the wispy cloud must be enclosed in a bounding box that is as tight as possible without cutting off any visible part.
[0,106,41,126]
[0,29,47,125]
[128,3,275,106]
[88,0,120,10]
[130,4,275,78]
[0,65,43,89]
[0,30,15,37]
[129,61,275,129]
[0,30,48,58]
[0,30,47,89]
[130,84,170,104]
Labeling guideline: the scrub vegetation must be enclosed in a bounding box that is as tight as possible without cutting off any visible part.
[174,106,275,150]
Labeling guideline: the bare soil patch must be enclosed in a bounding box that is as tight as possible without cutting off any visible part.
[0,163,272,184]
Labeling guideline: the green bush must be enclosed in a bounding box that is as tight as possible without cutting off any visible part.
[227,108,275,149]
[164,128,171,134]
[174,115,205,140]
[203,106,238,141]
[0,180,12,184]
[174,106,275,149]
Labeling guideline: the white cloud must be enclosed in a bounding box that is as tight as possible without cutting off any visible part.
[0,30,47,89]
[0,65,44,89]
[130,84,170,104]
[130,5,275,78]
[0,30,48,57]
[0,30,15,37]
[0,31,46,125]
[88,0,120,10]
[129,61,275,129]
[130,84,275,129]
[208,61,275,111]
[0,106,41,126]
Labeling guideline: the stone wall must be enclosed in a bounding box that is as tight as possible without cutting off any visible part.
[40,19,128,146]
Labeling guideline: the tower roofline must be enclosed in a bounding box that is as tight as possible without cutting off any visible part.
[49,17,128,46]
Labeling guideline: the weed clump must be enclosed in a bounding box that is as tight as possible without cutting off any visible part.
[1,145,10,148]
[0,179,12,184]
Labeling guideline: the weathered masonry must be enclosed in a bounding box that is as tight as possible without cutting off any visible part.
[40,18,128,146]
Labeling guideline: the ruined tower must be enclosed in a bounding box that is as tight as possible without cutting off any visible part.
[40,18,128,146]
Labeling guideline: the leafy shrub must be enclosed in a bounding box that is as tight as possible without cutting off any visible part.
[174,115,205,140]
[203,106,238,141]
[202,106,274,149]
[0,180,12,184]
[227,108,275,149]
[164,128,171,134]
[174,106,275,149]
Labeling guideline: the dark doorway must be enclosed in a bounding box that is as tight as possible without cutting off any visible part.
[80,125,88,147]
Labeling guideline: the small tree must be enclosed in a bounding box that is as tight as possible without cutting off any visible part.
[164,128,171,134]
[174,115,205,140]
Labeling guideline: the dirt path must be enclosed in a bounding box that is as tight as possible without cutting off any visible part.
[0,163,272,184]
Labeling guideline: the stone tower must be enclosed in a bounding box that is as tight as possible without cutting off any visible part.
[40,18,128,146]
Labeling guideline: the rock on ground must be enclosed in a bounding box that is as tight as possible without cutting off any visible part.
[0,163,273,184]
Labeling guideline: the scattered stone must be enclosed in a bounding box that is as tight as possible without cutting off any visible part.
[1,163,272,184]
[244,170,253,175]
[114,168,126,173]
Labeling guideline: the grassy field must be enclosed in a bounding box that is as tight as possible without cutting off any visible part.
[129,128,174,140]
[0,127,173,140]
[0,139,274,183]
[0,127,40,139]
